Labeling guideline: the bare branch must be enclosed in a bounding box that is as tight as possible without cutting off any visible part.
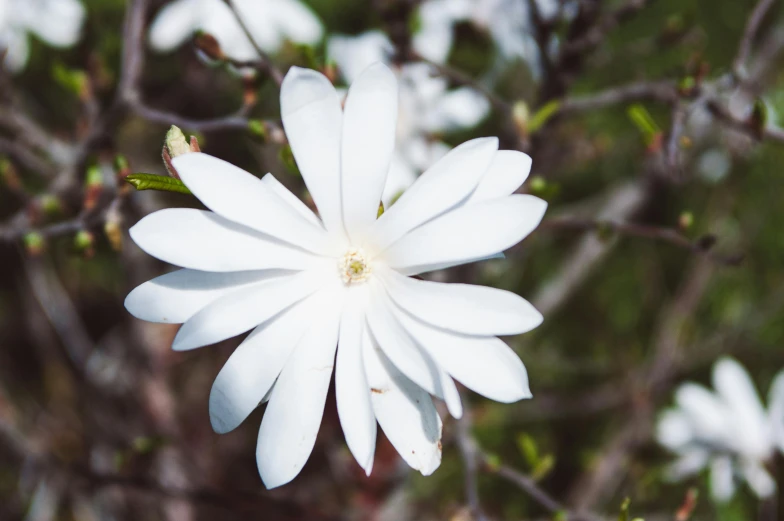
[540,216,744,266]
[734,0,778,79]
[221,0,284,86]
[558,80,678,114]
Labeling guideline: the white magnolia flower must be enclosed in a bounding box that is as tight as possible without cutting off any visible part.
[148,0,323,61]
[0,0,86,73]
[657,357,784,501]
[125,62,545,488]
[328,31,491,206]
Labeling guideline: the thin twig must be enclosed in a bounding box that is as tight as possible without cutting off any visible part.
[540,216,744,266]
[734,0,778,79]
[557,80,678,114]
[221,0,284,86]
[455,400,487,521]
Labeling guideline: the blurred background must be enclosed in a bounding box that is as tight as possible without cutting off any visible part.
[2,0,784,519]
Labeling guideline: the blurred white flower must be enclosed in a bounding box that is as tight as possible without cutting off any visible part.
[148,0,323,61]
[126,63,546,488]
[657,357,784,501]
[328,31,492,206]
[412,0,561,76]
[0,0,86,73]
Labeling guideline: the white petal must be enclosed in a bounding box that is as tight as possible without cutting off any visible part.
[467,150,532,204]
[439,373,463,419]
[261,174,324,229]
[377,266,542,336]
[280,67,345,238]
[427,87,489,132]
[129,209,322,272]
[173,153,331,254]
[710,456,736,502]
[412,24,454,64]
[382,195,547,274]
[341,63,398,241]
[363,331,442,475]
[371,137,498,252]
[335,285,376,474]
[22,0,85,47]
[741,459,776,498]
[148,0,199,51]
[125,269,286,324]
[171,269,327,351]
[712,357,772,458]
[656,409,694,451]
[392,310,531,403]
[768,369,784,453]
[256,287,344,489]
[209,294,317,433]
[674,384,732,444]
[663,449,709,480]
[263,0,324,46]
[2,28,30,73]
[364,285,445,397]
[381,154,418,208]
[327,31,393,84]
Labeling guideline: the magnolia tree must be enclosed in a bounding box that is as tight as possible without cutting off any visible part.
[1,0,784,520]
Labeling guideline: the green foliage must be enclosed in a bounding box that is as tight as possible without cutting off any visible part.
[124,173,192,195]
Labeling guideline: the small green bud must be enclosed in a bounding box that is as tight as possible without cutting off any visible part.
[85,165,103,187]
[484,453,501,471]
[39,194,62,215]
[114,154,130,176]
[529,176,546,194]
[678,211,694,230]
[248,119,267,141]
[512,100,530,135]
[377,201,385,218]
[74,230,94,251]
[24,232,45,256]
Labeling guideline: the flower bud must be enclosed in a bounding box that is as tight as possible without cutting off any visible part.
[24,232,45,256]
[83,165,104,211]
[678,211,694,230]
[104,207,123,251]
[194,32,226,63]
[163,126,201,179]
[74,230,95,258]
[164,126,191,159]
[512,100,530,137]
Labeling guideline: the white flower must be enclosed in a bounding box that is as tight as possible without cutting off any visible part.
[125,62,545,488]
[657,357,784,501]
[328,31,491,206]
[0,0,86,73]
[148,0,323,61]
[412,0,561,76]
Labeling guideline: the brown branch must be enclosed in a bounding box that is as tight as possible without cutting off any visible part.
[734,0,778,79]
[454,398,488,521]
[221,0,284,87]
[706,99,784,143]
[557,80,678,114]
[540,216,744,266]
[562,0,659,56]
[129,101,254,132]
[408,51,512,114]
[0,137,58,178]
[481,454,603,521]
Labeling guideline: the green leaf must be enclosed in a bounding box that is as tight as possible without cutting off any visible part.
[516,433,539,468]
[125,173,192,195]
[627,104,661,145]
[528,100,562,134]
[619,497,631,521]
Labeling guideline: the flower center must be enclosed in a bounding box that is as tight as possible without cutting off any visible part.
[339,247,372,284]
